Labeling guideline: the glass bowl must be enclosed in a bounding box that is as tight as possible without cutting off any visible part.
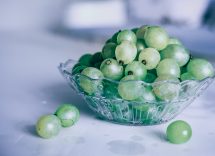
[59,59,214,126]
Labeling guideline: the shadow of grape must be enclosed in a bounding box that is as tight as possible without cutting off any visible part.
[152,130,167,142]
[23,125,38,138]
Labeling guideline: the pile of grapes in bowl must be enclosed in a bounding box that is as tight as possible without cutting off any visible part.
[59,25,215,125]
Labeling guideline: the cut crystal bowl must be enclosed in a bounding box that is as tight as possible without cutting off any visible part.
[59,59,214,125]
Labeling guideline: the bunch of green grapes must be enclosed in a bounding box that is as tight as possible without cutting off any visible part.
[72,25,214,102]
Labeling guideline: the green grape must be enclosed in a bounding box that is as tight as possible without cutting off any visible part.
[144,26,169,50]
[110,102,132,122]
[117,29,137,44]
[138,87,156,102]
[181,66,187,74]
[136,39,146,54]
[100,58,124,80]
[187,58,214,80]
[79,67,104,95]
[133,104,152,124]
[72,64,87,75]
[36,115,61,139]
[102,42,116,59]
[166,120,192,144]
[136,25,149,40]
[181,72,196,81]
[91,52,103,66]
[78,54,92,66]
[131,27,138,34]
[94,62,102,69]
[160,44,190,67]
[111,30,121,43]
[105,38,112,44]
[115,40,137,65]
[133,101,163,124]
[72,63,82,70]
[156,58,180,78]
[103,80,120,98]
[153,75,180,101]
[144,73,156,83]
[148,69,157,75]
[138,48,160,70]
[124,61,147,80]
[118,75,142,100]
[55,104,79,127]
[168,37,182,45]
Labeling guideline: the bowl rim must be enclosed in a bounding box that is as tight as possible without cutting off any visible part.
[59,59,215,85]
[58,59,215,104]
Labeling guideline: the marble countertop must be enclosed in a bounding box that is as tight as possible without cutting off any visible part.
[0,29,215,156]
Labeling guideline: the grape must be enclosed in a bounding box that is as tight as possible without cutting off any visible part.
[105,38,112,44]
[36,115,61,139]
[144,73,156,83]
[117,30,137,44]
[138,48,160,70]
[102,42,116,59]
[136,39,145,54]
[187,58,214,80]
[131,27,138,34]
[94,62,102,69]
[181,72,195,81]
[136,25,149,40]
[148,69,157,75]
[72,64,87,75]
[72,63,82,70]
[79,67,104,95]
[91,52,103,66]
[133,104,152,124]
[111,102,132,122]
[118,75,142,100]
[160,44,190,67]
[55,104,79,127]
[78,54,92,66]
[144,26,169,50]
[103,80,120,98]
[156,58,180,78]
[166,120,192,144]
[138,87,156,102]
[181,66,187,74]
[168,37,182,45]
[153,75,180,101]
[111,30,121,43]
[124,61,147,80]
[115,40,137,65]
[100,58,124,80]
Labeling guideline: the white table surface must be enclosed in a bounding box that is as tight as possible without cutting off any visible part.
[0,29,215,156]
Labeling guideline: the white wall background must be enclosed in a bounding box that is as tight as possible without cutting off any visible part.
[128,0,209,27]
[0,0,211,31]
[0,0,68,30]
